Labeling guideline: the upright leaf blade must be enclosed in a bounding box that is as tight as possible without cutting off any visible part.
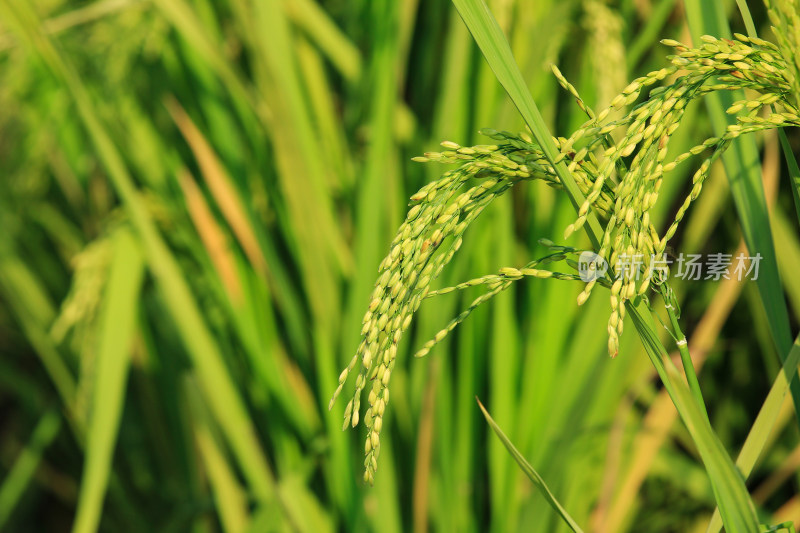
[477,398,585,533]
[0,410,61,530]
[72,228,145,533]
[0,0,283,515]
[683,0,798,414]
[626,304,760,533]
[705,333,800,533]
[450,0,603,247]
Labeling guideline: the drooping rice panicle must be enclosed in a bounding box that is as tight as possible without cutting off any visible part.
[333,32,800,481]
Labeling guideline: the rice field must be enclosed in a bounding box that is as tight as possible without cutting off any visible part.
[1,0,800,531]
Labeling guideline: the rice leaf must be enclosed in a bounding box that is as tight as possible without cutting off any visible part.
[778,133,800,228]
[683,0,798,415]
[72,228,145,533]
[0,410,61,530]
[450,0,604,247]
[705,334,800,532]
[185,378,251,533]
[0,0,283,513]
[476,398,585,533]
[627,304,760,533]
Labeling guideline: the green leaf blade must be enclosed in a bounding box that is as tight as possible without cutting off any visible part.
[477,398,585,533]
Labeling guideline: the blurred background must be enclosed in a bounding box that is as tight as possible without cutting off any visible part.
[0,0,799,531]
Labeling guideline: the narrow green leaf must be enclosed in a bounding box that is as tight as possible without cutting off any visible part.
[732,0,800,321]
[705,334,800,533]
[450,0,603,247]
[626,0,678,69]
[283,0,362,83]
[0,410,61,530]
[0,0,282,513]
[683,0,798,415]
[72,228,145,533]
[185,378,251,533]
[150,0,259,119]
[627,304,760,533]
[476,398,585,533]
[0,251,76,407]
[778,133,800,228]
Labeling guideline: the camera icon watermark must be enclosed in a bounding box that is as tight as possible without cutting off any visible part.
[577,251,609,282]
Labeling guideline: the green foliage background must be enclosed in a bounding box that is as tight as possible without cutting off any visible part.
[0,0,798,531]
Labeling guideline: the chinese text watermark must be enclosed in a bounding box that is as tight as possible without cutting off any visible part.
[577,252,762,282]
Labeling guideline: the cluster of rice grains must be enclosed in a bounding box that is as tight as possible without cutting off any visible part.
[328,134,585,484]
[331,34,800,483]
[562,33,800,356]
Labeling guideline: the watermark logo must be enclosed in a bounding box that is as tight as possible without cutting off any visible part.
[578,251,609,282]
[575,251,762,283]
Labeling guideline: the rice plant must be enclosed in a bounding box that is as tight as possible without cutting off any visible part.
[333,0,800,529]
[2,0,800,531]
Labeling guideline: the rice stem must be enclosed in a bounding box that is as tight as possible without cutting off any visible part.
[660,282,709,422]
